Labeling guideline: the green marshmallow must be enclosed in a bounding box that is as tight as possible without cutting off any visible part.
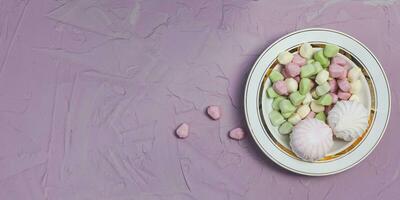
[315,112,327,122]
[272,96,285,110]
[299,78,312,95]
[317,93,333,106]
[269,110,285,126]
[289,91,305,106]
[288,113,301,125]
[313,50,325,62]
[279,99,296,113]
[282,111,294,119]
[270,70,284,83]
[323,44,339,58]
[279,121,293,134]
[267,87,279,98]
[300,63,315,78]
[316,82,331,96]
[313,50,330,68]
[307,59,315,64]
[323,60,330,68]
[313,62,323,74]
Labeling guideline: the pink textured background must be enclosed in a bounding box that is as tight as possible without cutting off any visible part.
[0,0,399,199]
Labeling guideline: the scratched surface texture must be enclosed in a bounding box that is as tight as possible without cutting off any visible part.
[0,0,399,199]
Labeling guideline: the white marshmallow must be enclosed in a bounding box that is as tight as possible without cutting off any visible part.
[348,67,362,82]
[303,92,313,105]
[350,79,362,94]
[277,51,293,65]
[349,94,360,102]
[285,78,298,93]
[297,104,311,119]
[299,43,313,59]
[315,70,329,85]
[310,101,325,113]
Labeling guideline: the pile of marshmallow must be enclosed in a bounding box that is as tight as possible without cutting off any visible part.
[267,43,363,134]
[174,42,370,162]
[267,43,370,162]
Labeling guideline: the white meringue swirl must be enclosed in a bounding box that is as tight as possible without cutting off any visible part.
[327,101,369,141]
[290,118,333,162]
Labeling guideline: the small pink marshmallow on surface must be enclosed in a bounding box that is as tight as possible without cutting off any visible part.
[229,128,246,140]
[294,76,300,82]
[207,105,221,120]
[176,123,189,139]
[329,63,345,78]
[285,63,301,77]
[292,54,306,66]
[330,93,338,103]
[329,79,338,93]
[273,80,288,96]
[338,90,351,100]
[332,56,347,66]
[306,111,316,119]
[337,79,351,92]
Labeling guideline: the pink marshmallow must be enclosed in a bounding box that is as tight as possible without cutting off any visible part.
[338,68,348,79]
[343,64,351,71]
[330,93,338,103]
[294,76,300,82]
[176,123,189,139]
[332,56,347,66]
[337,79,351,92]
[338,90,351,100]
[281,67,289,78]
[329,79,338,93]
[273,80,288,96]
[306,111,316,119]
[285,63,300,77]
[207,105,221,120]
[329,63,345,78]
[229,128,246,140]
[292,54,306,66]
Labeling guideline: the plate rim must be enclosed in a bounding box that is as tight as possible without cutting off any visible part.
[244,27,391,176]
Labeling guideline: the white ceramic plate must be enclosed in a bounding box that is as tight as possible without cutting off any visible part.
[244,28,391,176]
